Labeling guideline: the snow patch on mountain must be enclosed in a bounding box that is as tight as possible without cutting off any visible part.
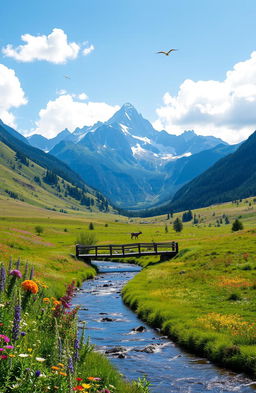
[119,123,130,135]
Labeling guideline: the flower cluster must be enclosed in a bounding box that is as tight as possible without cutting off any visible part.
[198,312,256,344]
[218,276,252,288]
[21,279,39,294]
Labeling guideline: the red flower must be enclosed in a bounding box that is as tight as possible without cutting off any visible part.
[73,387,84,391]
[1,355,8,359]
[76,378,83,381]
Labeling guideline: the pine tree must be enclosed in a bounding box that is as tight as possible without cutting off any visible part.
[173,217,183,232]
[232,219,243,232]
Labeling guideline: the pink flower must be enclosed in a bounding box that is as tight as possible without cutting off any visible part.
[0,335,10,343]
[0,355,8,359]
[9,269,22,278]
[4,345,14,349]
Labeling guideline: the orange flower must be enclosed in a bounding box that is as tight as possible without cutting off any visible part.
[53,300,61,306]
[43,297,50,303]
[59,372,67,376]
[21,280,39,294]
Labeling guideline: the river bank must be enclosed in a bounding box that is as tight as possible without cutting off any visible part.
[122,233,256,379]
[74,261,256,393]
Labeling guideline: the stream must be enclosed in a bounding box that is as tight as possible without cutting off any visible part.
[74,261,256,393]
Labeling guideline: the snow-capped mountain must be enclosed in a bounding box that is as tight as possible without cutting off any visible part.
[27,103,235,208]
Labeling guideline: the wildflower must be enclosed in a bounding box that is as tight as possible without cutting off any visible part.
[73,338,79,362]
[57,363,64,368]
[51,366,60,370]
[82,384,91,389]
[43,297,50,303]
[18,353,29,357]
[35,370,41,377]
[9,354,16,358]
[29,266,34,280]
[0,355,8,359]
[27,348,33,352]
[20,332,26,337]
[9,269,22,279]
[67,356,74,374]
[12,300,21,341]
[59,372,67,376]
[0,265,6,292]
[4,345,14,349]
[0,348,4,351]
[0,335,10,343]
[21,280,38,294]
[73,387,84,391]
[87,377,100,381]
[76,378,83,382]
[36,357,46,362]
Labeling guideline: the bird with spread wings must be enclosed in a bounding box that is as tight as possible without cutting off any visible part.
[157,49,178,56]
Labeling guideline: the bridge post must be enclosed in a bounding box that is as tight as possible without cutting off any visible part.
[110,245,112,256]
[75,244,79,258]
[122,245,125,256]
[138,243,141,255]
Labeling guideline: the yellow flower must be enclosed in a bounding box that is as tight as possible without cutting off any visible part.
[9,354,16,358]
[57,363,64,368]
[51,366,60,370]
[27,348,33,352]
[43,297,50,303]
[82,384,91,389]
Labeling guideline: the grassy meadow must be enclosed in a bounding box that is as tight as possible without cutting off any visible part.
[1,195,256,379]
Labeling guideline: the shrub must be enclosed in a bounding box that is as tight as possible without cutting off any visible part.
[76,231,97,246]
[35,225,44,236]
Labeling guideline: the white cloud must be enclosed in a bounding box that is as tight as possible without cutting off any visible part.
[0,64,27,126]
[34,94,119,138]
[78,93,88,100]
[154,51,256,144]
[82,44,94,56]
[2,28,93,64]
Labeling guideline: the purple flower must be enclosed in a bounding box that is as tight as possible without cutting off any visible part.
[9,270,22,279]
[29,266,34,280]
[0,265,6,292]
[12,301,21,341]
[20,331,26,337]
[67,356,74,374]
[73,338,79,362]
[35,370,41,377]
[16,258,20,270]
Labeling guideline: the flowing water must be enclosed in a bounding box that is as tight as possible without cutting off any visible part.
[74,261,256,393]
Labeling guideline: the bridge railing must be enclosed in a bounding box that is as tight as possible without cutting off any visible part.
[76,241,178,258]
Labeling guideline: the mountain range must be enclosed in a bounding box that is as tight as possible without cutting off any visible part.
[27,103,237,209]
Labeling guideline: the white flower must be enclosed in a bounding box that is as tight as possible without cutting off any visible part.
[18,353,29,357]
[36,357,46,362]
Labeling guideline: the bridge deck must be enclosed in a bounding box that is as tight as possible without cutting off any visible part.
[76,241,178,261]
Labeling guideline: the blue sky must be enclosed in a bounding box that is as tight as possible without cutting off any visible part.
[1,0,256,143]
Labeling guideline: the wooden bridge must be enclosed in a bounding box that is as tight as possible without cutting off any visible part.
[76,241,178,262]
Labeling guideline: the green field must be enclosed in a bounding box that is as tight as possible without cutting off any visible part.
[1,195,256,377]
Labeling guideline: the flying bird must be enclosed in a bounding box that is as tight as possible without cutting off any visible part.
[64,75,71,79]
[157,49,178,56]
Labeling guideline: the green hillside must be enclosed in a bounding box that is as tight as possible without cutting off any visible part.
[0,140,111,214]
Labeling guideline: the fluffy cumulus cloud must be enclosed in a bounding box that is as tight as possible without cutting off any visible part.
[154,51,256,144]
[2,28,93,64]
[34,94,119,138]
[0,64,27,126]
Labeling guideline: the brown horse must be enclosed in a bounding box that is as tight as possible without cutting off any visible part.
[130,231,142,239]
